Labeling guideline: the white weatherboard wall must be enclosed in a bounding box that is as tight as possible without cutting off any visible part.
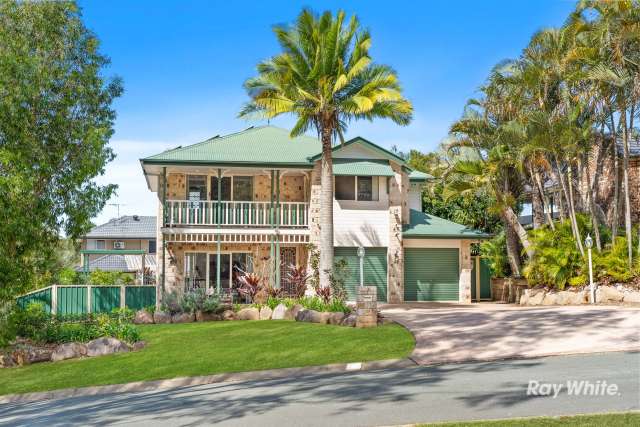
[408,183,422,212]
[333,176,389,247]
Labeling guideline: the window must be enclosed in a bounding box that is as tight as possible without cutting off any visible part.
[335,176,378,201]
[96,240,105,250]
[210,176,231,201]
[148,239,156,254]
[187,175,207,201]
[233,176,253,201]
[185,253,207,289]
[357,176,379,201]
[335,176,356,200]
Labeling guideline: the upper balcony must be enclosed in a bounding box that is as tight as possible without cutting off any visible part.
[164,200,309,228]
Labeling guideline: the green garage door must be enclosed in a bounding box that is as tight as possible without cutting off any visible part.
[404,248,459,301]
[334,247,387,302]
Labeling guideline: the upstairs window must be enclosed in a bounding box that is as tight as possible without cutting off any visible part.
[335,176,379,201]
[96,240,105,250]
[187,175,207,201]
[148,239,156,254]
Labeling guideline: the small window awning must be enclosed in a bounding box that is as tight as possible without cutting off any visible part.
[332,158,395,176]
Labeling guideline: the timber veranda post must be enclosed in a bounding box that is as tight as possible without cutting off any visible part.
[216,168,222,295]
[275,169,281,288]
[269,170,275,287]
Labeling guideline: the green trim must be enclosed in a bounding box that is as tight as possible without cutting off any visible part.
[309,137,407,166]
[141,159,313,169]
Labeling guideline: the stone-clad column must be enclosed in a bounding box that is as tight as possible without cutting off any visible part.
[387,162,408,303]
[356,286,377,328]
[459,240,473,303]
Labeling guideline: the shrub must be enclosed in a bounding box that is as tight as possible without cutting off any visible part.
[235,273,264,303]
[9,302,140,344]
[523,219,586,290]
[160,290,182,314]
[144,305,156,315]
[286,265,311,298]
[594,237,638,283]
[181,288,220,313]
[480,232,509,278]
[58,267,79,285]
[89,269,135,286]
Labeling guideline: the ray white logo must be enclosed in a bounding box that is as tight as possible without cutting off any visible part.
[527,380,620,398]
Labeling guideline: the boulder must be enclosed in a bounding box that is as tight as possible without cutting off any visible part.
[295,309,309,322]
[132,341,146,352]
[11,347,53,366]
[541,292,558,306]
[340,314,357,327]
[328,312,345,325]
[153,311,171,324]
[271,303,287,320]
[623,291,640,303]
[596,286,624,303]
[259,306,273,320]
[555,290,587,305]
[51,342,87,362]
[527,290,546,305]
[519,290,530,305]
[172,312,195,323]
[134,310,154,324]
[86,337,130,357]
[237,307,259,320]
[196,311,222,322]
[289,304,304,320]
[0,353,15,368]
[222,310,236,321]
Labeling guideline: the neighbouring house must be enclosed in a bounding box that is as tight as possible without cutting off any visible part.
[79,215,157,276]
[140,126,489,303]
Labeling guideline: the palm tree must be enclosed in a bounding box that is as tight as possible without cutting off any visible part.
[239,9,413,286]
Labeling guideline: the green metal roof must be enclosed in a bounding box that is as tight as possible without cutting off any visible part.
[409,170,432,181]
[332,158,395,176]
[141,126,320,167]
[403,209,491,239]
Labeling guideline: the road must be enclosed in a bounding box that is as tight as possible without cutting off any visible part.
[1,352,638,426]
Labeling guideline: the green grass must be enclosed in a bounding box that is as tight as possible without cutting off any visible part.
[419,412,640,426]
[0,320,414,396]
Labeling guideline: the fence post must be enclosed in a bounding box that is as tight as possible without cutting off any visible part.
[87,285,92,313]
[120,285,126,309]
[51,284,58,315]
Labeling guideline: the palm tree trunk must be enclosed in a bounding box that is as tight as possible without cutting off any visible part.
[533,170,555,230]
[552,159,580,247]
[621,106,633,267]
[609,112,620,240]
[502,206,533,259]
[502,215,522,277]
[319,126,334,287]
[584,148,602,251]
[566,165,585,257]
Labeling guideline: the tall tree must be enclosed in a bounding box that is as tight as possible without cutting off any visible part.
[240,9,412,286]
[0,0,121,301]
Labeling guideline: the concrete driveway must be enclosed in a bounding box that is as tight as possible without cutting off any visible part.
[382,303,640,365]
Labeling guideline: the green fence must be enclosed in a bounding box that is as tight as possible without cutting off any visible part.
[16,285,156,315]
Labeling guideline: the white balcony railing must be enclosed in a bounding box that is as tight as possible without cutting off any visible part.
[164,200,309,228]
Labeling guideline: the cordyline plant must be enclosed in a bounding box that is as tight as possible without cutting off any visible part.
[286,265,311,298]
[235,273,264,303]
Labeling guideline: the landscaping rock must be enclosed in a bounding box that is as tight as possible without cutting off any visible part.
[134,310,154,324]
[271,303,287,320]
[86,337,130,357]
[328,312,345,325]
[527,290,546,305]
[172,312,195,323]
[289,304,304,320]
[541,292,558,305]
[11,347,53,366]
[340,314,357,327]
[153,311,171,324]
[0,352,15,368]
[259,306,273,320]
[196,311,222,322]
[237,307,259,320]
[519,290,530,305]
[295,309,309,322]
[596,286,624,303]
[132,341,146,352]
[51,342,87,362]
[623,291,640,303]
[222,310,236,321]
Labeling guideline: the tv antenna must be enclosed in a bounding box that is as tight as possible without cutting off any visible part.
[109,203,127,219]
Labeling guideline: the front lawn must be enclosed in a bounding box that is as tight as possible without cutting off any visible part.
[0,320,414,396]
[419,412,640,426]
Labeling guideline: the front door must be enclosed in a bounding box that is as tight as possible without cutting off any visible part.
[280,247,297,294]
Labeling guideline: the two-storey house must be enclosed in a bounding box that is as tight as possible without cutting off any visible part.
[140,126,488,303]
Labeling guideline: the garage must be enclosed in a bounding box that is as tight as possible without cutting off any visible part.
[404,248,459,301]
[334,247,387,302]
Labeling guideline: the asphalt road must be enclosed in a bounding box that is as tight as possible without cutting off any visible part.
[1,352,638,427]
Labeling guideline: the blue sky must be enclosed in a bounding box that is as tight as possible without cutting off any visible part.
[83,0,576,224]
